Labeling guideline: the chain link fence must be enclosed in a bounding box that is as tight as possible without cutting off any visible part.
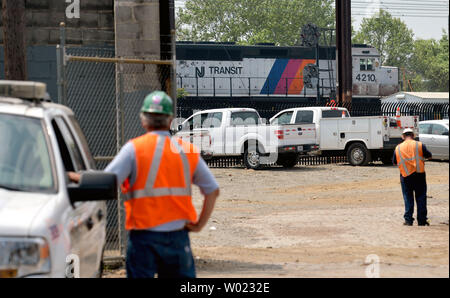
[58,45,172,260]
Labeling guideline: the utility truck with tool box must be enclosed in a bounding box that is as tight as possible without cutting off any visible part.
[270,106,419,166]
[0,81,117,278]
[175,108,317,169]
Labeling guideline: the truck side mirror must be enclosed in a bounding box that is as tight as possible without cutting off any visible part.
[68,171,117,204]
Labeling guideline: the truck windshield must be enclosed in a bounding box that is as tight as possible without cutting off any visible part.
[0,113,55,192]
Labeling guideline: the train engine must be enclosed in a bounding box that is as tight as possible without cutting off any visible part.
[176,42,399,100]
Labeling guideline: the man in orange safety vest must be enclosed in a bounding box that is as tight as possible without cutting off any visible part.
[393,128,432,226]
[69,91,220,278]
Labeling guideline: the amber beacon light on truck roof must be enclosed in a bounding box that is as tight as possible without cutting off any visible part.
[0,80,48,102]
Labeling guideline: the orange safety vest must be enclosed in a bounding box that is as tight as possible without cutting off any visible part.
[395,139,425,178]
[121,133,200,230]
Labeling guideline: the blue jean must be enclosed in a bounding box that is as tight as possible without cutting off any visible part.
[126,229,196,278]
[400,172,428,224]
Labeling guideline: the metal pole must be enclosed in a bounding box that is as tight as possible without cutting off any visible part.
[168,0,177,115]
[316,43,320,104]
[116,67,125,257]
[336,0,343,105]
[59,22,67,105]
[56,47,62,104]
[196,76,199,97]
[336,0,352,107]
[170,29,177,115]
[66,56,172,65]
[119,71,125,147]
[286,77,288,97]
[304,79,307,97]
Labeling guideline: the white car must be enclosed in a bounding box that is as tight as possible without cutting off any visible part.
[0,81,117,278]
[419,120,449,161]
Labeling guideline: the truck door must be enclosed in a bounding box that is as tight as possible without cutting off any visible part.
[179,113,210,151]
[294,110,314,125]
[51,117,100,277]
[204,112,225,154]
[225,111,261,155]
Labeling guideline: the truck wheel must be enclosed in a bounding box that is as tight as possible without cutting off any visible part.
[278,154,298,168]
[244,145,262,170]
[347,143,371,166]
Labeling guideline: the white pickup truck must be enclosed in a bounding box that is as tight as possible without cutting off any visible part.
[0,80,117,278]
[270,107,419,166]
[175,108,317,169]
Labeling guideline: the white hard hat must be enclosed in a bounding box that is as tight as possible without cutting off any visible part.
[402,128,414,134]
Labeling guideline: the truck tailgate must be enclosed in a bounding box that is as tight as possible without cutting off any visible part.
[176,129,212,156]
[274,124,316,146]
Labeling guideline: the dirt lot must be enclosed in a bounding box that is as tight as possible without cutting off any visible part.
[104,161,449,278]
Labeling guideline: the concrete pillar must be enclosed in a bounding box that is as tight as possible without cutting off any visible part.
[114,0,161,92]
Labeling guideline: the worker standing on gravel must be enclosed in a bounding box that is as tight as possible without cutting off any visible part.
[393,128,432,226]
[69,91,219,278]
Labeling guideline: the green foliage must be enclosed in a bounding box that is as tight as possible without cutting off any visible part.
[353,9,414,68]
[408,32,449,92]
[177,87,190,99]
[177,3,448,92]
[353,9,448,92]
[177,0,335,46]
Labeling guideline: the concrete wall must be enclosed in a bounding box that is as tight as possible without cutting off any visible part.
[0,1,171,101]
[0,0,115,46]
[0,46,58,100]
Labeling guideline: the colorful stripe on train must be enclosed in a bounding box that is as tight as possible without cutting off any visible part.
[260,59,316,95]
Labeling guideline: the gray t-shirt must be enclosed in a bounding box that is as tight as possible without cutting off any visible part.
[105,131,219,232]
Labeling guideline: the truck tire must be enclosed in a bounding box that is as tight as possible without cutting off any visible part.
[277,154,298,168]
[244,144,262,170]
[347,143,371,166]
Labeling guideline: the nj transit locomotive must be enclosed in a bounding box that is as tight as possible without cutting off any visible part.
[176,42,399,99]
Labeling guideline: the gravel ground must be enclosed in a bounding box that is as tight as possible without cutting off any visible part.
[104,161,449,278]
